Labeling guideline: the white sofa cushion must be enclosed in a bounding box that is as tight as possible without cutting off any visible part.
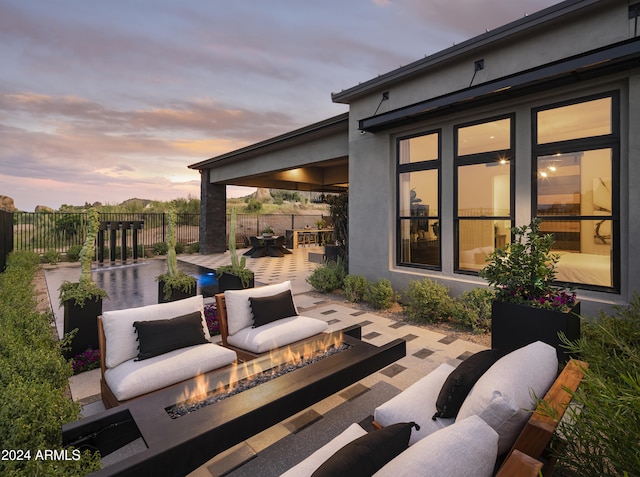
[373,416,498,477]
[104,343,237,401]
[226,315,328,354]
[280,423,367,477]
[224,281,294,336]
[457,340,558,454]
[374,363,456,445]
[102,295,210,369]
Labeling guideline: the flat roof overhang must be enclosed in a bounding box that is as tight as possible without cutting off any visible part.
[210,157,349,193]
[189,113,349,193]
[358,37,640,133]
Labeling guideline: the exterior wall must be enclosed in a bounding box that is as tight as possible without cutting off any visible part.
[347,0,639,316]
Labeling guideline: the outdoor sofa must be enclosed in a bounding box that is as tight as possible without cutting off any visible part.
[215,280,329,361]
[281,341,587,477]
[98,295,238,408]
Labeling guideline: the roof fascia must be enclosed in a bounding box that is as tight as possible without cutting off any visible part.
[331,0,605,104]
[189,112,348,170]
[359,36,640,132]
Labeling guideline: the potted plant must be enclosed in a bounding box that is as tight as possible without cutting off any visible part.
[479,218,580,361]
[59,208,109,359]
[217,207,255,292]
[260,225,274,237]
[156,204,197,302]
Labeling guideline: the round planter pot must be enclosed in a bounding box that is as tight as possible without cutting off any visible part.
[491,300,581,363]
[63,298,103,359]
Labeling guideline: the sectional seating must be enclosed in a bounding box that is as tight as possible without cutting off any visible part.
[280,341,586,477]
[98,295,238,408]
[215,281,329,360]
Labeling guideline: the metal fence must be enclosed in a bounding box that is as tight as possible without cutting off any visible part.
[12,212,200,255]
[9,212,328,256]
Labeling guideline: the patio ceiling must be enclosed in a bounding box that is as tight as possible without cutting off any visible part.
[210,157,348,193]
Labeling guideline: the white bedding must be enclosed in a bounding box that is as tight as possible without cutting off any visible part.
[555,252,611,287]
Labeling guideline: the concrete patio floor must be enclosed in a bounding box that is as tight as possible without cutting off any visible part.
[46,246,489,476]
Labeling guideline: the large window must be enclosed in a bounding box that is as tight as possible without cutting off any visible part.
[455,116,514,273]
[397,131,441,268]
[533,93,619,290]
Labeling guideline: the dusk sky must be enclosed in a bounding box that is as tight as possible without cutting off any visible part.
[1,0,557,211]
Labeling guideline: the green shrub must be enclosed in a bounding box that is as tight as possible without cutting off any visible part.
[66,244,83,262]
[554,294,640,476]
[187,242,200,254]
[452,288,495,334]
[42,249,61,264]
[0,251,101,475]
[402,278,456,323]
[343,274,369,303]
[306,259,346,293]
[364,279,398,310]
[153,241,169,255]
[175,242,185,254]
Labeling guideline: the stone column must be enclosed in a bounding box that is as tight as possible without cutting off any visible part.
[199,170,227,254]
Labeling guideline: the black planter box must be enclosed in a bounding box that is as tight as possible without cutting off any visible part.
[491,300,581,363]
[218,271,254,293]
[63,298,103,359]
[157,281,197,304]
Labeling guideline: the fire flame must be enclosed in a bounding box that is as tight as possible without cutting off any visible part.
[176,331,344,406]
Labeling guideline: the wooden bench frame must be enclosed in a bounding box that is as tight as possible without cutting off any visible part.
[496,358,588,476]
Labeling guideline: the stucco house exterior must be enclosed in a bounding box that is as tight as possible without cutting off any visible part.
[191,0,640,316]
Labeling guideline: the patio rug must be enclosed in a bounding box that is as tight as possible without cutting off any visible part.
[218,380,401,477]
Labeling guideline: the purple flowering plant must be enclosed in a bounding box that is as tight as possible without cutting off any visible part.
[71,347,101,375]
[204,303,220,336]
[479,219,577,311]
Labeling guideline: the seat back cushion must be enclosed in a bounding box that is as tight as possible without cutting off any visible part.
[374,363,456,445]
[224,281,293,336]
[372,415,498,477]
[102,295,209,369]
[456,340,558,454]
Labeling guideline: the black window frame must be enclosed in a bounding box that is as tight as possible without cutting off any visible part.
[453,113,516,275]
[396,129,442,270]
[531,90,620,292]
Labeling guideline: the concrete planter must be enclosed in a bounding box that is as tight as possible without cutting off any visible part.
[491,300,581,363]
[218,271,255,293]
[63,298,102,359]
[157,280,197,303]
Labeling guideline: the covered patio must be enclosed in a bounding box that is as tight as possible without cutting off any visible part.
[189,113,349,255]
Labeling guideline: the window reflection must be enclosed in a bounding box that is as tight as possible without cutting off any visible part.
[537,97,611,144]
[458,118,510,156]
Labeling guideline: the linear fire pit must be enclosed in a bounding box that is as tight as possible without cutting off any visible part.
[62,325,406,477]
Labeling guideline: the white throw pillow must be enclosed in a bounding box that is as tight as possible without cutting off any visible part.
[457,340,558,454]
[102,295,208,369]
[373,415,498,477]
[224,281,293,336]
[374,363,456,445]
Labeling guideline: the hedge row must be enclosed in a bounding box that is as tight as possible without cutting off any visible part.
[0,251,100,476]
